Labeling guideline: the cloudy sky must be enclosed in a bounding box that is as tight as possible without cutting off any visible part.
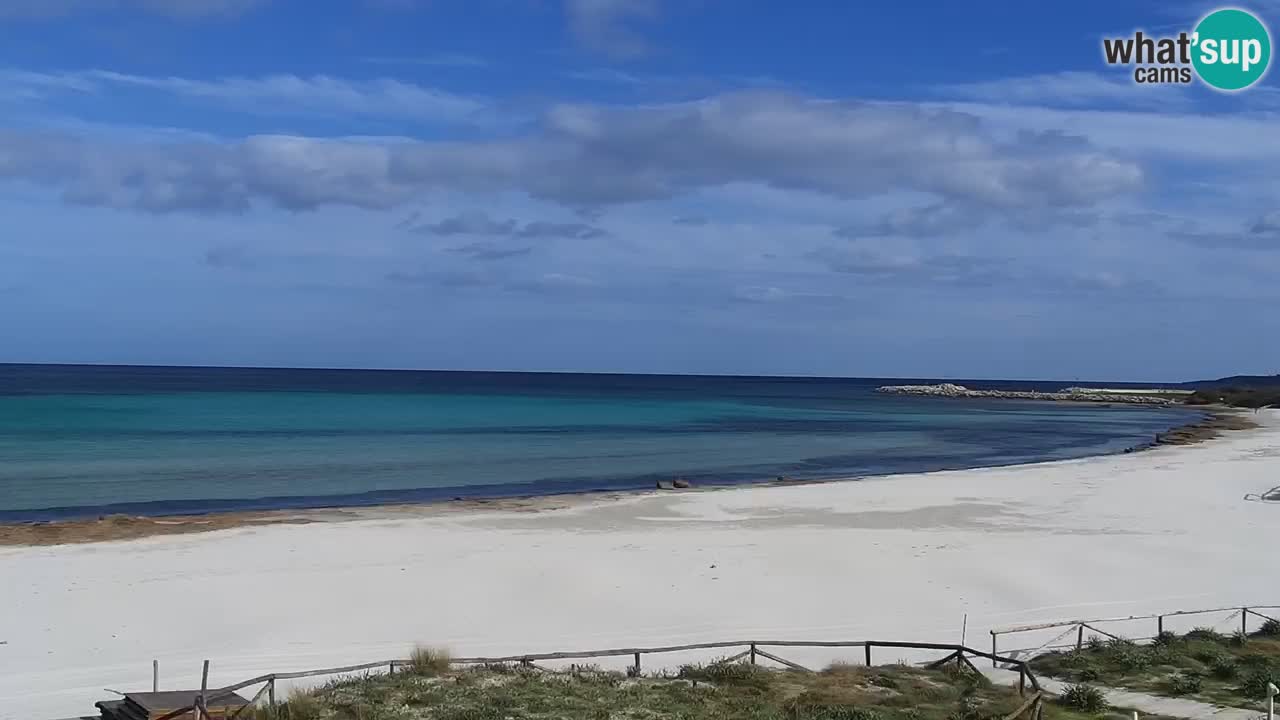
[1,0,1277,381]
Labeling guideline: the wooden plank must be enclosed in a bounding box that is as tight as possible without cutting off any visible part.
[1022,664,1041,692]
[229,682,272,720]
[1080,623,1123,641]
[213,674,277,695]
[1246,608,1280,623]
[926,651,961,669]
[272,660,401,680]
[751,649,811,673]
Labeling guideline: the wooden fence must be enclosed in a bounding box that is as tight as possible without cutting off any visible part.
[157,639,1041,720]
[989,604,1280,665]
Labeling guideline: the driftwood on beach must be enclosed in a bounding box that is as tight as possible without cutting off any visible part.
[875,383,1186,405]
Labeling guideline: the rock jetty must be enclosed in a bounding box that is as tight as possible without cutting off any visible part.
[875,383,1180,405]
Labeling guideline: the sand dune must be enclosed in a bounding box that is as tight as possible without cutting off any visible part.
[2,411,1277,720]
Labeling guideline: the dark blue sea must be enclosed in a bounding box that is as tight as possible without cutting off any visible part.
[0,364,1201,522]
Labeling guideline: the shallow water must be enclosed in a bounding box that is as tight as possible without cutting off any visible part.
[0,365,1199,521]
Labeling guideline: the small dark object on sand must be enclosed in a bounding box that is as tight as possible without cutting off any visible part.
[672,478,691,489]
[656,480,674,490]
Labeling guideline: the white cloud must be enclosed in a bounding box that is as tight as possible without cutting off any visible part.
[1,69,486,124]
[940,100,1280,164]
[1170,211,1280,249]
[360,54,490,68]
[938,71,1192,110]
[407,211,609,240]
[0,91,1146,214]
[565,0,658,59]
[0,0,263,19]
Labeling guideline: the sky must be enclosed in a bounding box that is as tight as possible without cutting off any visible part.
[0,0,1278,382]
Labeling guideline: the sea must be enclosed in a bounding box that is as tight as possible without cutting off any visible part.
[0,364,1202,523]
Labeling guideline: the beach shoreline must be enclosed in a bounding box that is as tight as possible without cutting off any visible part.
[0,406,1254,547]
[2,409,1277,720]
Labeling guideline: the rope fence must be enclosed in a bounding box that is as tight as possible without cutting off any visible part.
[155,638,1040,720]
[990,603,1280,665]
[140,600,1279,720]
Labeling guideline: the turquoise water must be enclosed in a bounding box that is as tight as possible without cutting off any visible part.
[0,365,1200,521]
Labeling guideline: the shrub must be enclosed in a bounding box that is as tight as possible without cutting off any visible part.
[947,696,982,720]
[1185,627,1225,643]
[1190,645,1226,663]
[1208,655,1238,679]
[1147,643,1177,665]
[786,702,883,720]
[677,660,773,690]
[1076,666,1101,682]
[409,645,452,676]
[1240,667,1280,699]
[282,688,322,720]
[1058,684,1108,713]
[1259,619,1280,637]
[1167,672,1203,695]
[1230,631,1249,647]
[1152,631,1178,647]
[1086,637,1105,652]
[1239,653,1275,669]
[867,673,900,690]
[1105,641,1150,672]
[1062,650,1092,668]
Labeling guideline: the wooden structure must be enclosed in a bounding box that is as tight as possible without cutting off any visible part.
[97,691,250,720]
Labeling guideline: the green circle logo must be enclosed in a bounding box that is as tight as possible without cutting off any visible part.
[1192,8,1271,91]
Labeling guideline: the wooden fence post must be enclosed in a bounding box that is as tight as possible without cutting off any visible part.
[1076,625,1084,651]
[1242,608,1249,637]
[991,632,998,668]
[750,644,757,665]
[1157,615,1163,636]
[153,660,159,692]
[198,660,210,720]
[1018,667,1026,697]
[268,679,276,709]
[633,653,641,675]
[865,643,872,666]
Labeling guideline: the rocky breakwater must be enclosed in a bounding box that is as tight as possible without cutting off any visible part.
[875,383,1181,406]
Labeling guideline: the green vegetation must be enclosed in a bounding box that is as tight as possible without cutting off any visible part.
[1058,684,1108,713]
[409,646,452,677]
[281,686,323,720]
[1184,387,1280,408]
[1030,627,1280,710]
[250,658,1163,720]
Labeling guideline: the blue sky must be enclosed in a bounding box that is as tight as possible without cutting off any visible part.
[1,0,1278,381]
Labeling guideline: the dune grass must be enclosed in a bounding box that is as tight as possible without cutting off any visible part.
[408,646,452,677]
[249,655,1169,720]
[1030,625,1280,711]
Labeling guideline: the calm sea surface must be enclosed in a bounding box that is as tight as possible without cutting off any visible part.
[0,365,1200,522]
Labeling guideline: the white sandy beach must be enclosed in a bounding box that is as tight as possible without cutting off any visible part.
[2,411,1278,720]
